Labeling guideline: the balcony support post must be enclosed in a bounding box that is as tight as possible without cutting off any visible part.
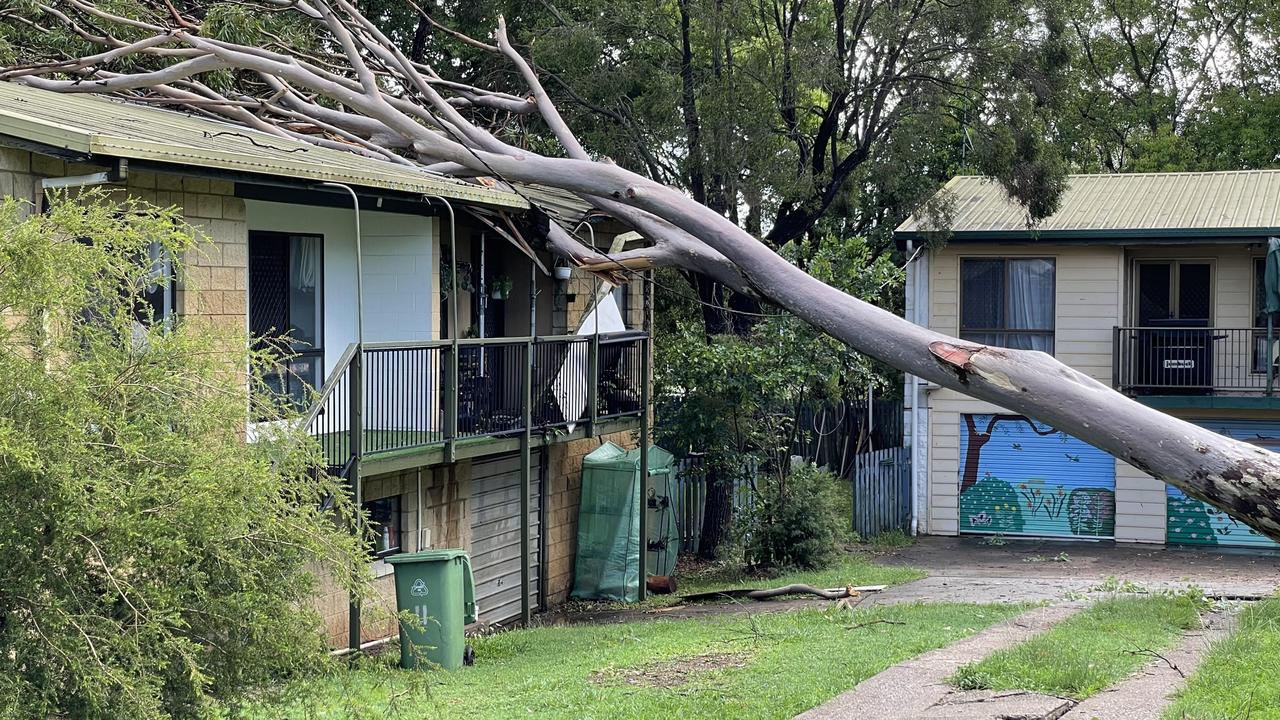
[587,331,599,436]
[443,344,458,462]
[347,347,363,652]
[520,339,533,625]
[1112,326,1121,393]
[637,270,652,602]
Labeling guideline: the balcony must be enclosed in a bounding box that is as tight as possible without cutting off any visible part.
[303,331,647,474]
[1113,325,1280,399]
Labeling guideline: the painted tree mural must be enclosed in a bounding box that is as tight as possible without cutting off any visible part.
[960,415,1058,494]
[959,414,1115,538]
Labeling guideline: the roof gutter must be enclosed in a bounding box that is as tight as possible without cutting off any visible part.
[895,226,1280,247]
[40,157,127,191]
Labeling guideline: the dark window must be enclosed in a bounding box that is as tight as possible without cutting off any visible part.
[1255,257,1269,328]
[1253,258,1274,374]
[1135,260,1212,324]
[134,241,174,328]
[612,283,630,328]
[364,495,403,558]
[1179,263,1212,321]
[248,232,323,404]
[960,258,1055,354]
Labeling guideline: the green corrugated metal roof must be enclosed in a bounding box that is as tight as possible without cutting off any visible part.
[897,172,1280,239]
[0,81,526,208]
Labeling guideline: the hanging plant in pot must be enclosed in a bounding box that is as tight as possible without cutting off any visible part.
[490,275,513,300]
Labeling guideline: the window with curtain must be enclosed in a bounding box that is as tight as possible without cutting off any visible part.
[960,258,1056,354]
[249,232,324,406]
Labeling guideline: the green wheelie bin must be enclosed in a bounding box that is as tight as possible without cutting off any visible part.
[386,549,477,670]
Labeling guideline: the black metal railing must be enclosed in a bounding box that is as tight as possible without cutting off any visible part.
[456,340,527,439]
[1114,326,1279,395]
[303,332,647,467]
[304,344,359,471]
[531,336,590,428]
[362,344,446,454]
[597,332,645,419]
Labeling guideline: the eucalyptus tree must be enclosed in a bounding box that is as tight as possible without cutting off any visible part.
[4,0,1280,543]
[1059,0,1280,171]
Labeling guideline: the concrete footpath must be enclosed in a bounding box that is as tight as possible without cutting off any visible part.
[1060,611,1236,720]
[793,604,1083,720]
[796,604,1238,720]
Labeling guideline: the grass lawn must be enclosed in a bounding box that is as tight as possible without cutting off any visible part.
[253,603,1021,720]
[950,594,1203,700]
[1164,599,1280,720]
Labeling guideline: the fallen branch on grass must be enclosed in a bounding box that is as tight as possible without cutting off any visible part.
[680,584,888,603]
[845,619,907,631]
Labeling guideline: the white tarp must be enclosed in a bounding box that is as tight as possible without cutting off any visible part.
[553,292,626,430]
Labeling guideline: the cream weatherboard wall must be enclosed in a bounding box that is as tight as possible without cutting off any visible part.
[924,241,1269,543]
[925,243,1164,542]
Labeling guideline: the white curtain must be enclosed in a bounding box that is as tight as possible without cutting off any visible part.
[1006,258,1054,352]
[291,235,319,290]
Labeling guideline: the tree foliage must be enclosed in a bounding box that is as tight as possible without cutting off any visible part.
[0,195,367,719]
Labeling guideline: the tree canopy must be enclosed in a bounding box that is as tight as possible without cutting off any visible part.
[2,0,1280,546]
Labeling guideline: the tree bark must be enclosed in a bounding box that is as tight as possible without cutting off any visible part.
[697,463,735,559]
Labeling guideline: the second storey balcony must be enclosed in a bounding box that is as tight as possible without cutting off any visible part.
[301,331,647,475]
[1113,324,1280,398]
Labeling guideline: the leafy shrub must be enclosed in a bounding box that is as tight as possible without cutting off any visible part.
[0,196,368,719]
[740,463,846,570]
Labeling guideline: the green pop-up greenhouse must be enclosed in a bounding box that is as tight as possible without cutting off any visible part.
[570,442,678,602]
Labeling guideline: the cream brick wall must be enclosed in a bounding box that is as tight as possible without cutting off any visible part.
[543,429,638,603]
[314,463,473,647]
[0,147,248,333]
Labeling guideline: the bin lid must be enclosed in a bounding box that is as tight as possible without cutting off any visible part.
[385,548,469,565]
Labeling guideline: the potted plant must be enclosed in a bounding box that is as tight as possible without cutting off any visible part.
[490,274,513,300]
[440,257,476,295]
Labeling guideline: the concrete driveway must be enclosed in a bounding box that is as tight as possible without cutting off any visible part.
[861,536,1279,606]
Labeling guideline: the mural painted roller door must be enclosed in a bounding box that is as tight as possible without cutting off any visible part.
[1167,420,1280,550]
[959,414,1116,539]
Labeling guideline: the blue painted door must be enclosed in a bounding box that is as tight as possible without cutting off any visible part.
[1166,420,1280,549]
[959,414,1116,539]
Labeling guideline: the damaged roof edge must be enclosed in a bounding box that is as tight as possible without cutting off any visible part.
[0,81,527,209]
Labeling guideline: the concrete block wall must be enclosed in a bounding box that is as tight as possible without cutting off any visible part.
[0,147,248,335]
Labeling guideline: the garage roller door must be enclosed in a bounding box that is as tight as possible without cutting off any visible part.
[959,414,1115,539]
[469,451,541,625]
[1166,420,1280,549]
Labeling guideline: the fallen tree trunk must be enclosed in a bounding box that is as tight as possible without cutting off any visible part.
[4,0,1280,542]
